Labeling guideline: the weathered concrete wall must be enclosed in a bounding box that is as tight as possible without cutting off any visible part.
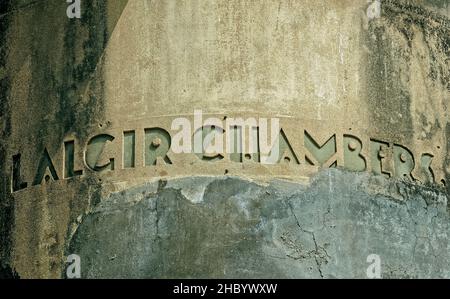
[69,170,450,279]
[0,0,449,278]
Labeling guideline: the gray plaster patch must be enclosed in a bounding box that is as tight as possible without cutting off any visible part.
[68,169,450,278]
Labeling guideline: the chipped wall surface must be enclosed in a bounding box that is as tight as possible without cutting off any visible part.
[0,0,449,278]
[69,171,450,279]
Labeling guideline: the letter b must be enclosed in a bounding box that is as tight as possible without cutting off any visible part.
[233,284,241,294]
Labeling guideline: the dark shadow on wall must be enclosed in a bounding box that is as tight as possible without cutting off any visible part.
[0,0,129,277]
[0,0,14,278]
[0,265,19,279]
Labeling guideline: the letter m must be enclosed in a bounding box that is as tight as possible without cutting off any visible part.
[225,117,258,154]
[304,130,337,167]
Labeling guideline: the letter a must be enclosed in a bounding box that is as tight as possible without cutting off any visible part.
[66,254,81,279]
[66,0,81,19]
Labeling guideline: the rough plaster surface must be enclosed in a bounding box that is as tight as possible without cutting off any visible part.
[0,0,449,278]
[69,169,450,279]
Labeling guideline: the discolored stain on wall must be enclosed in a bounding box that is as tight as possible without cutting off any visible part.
[0,0,129,277]
[0,0,15,279]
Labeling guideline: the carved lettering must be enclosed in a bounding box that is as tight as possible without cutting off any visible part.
[12,154,27,192]
[304,131,337,167]
[85,134,115,172]
[64,140,83,178]
[343,135,366,172]
[145,128,172,166]
[33,148,59,185]
[9,116,445,192]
